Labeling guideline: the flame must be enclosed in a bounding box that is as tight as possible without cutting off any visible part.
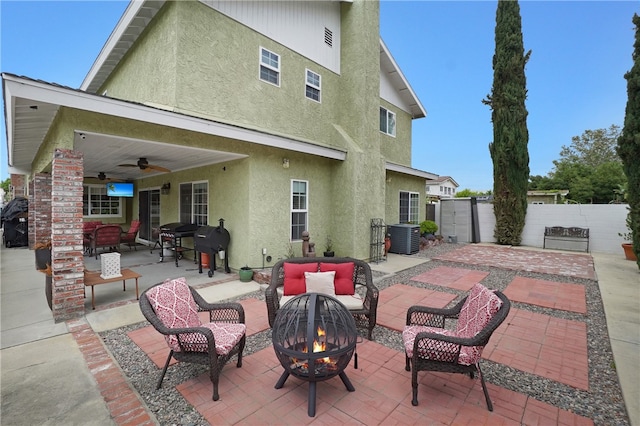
[290,326,334,367]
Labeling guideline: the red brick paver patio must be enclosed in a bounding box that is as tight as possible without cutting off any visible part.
[78,244,602,425]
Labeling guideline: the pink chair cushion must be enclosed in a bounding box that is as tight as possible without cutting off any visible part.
[179,322,246,355]
[283,262,318,295]
[455,283,503,338]
[319,262,355,295]
[146,277,202,351]
[402,325,483,366]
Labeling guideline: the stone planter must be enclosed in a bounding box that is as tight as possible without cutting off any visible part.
[45,275,53,311]
[35,246,51,271]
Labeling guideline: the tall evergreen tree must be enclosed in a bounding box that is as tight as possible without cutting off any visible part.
[616,13,640,269]
[483,0,531,245]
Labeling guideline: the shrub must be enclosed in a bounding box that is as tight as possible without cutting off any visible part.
[419,220,438,235]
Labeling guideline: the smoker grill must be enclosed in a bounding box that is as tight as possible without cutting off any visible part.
[272,293,357,417]
[157,222,199,266]
[194,218,231,277]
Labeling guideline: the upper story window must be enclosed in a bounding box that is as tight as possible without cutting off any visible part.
[291,180,308,241]
[180,181,208,226]
[380,106,396,137]
[259,47,280,86]
[305,69,321,102]
[83,184,122,217]
[399,191,419,223]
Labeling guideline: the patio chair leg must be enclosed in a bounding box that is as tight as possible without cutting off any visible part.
[211,377,220,401]
[411,368,419,406]
[157,351,173,390]
[476,363,493,411]
[405,355,411,372]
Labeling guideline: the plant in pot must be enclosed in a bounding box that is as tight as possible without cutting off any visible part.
[238,265,254,282]
[419,220,438,238]
[323,236,334,257]
[619,212,637,261]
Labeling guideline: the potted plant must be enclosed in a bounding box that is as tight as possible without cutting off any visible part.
[238,265,253,282]
[323,236,334,257]
[619,212,637,261]
[419,220,438,237]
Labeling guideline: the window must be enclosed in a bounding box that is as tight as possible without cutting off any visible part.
[83,184,123,217]
[379,106,396,136]
[291,180,308,240]
[179,182,208,226]
[305,69,321,102]
[399,191,419,223]
[259,47,280,86]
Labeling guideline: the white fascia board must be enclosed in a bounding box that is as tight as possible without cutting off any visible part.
[80,1,160,91]
[379,39,426,119]
[386,161,439,180]
[5,75,346,161]
[3,79,15,167]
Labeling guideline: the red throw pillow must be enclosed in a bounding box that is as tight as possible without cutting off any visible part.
[283,262,318,295]
[319,262,355,295]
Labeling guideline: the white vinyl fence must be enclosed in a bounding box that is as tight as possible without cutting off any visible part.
[437,199,629,255]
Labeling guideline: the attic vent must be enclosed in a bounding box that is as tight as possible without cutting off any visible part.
[324,27,333,47]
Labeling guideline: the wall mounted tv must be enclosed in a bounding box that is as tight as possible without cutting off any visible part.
[106,182,134,197]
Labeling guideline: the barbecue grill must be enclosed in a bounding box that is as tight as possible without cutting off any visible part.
[194,218,231,277]
[272,293,357,417]
[157,222,199,266]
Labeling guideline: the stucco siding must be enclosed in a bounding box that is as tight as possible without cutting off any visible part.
[99,3,178,106]
[384,171,424,226]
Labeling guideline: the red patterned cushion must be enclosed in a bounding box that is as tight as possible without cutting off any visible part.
[455,283,503,338]
[146,277,202,351]
[179,322,246,355]
[402,325,483,366]
[319,262,355,295]
[283,262,318,295]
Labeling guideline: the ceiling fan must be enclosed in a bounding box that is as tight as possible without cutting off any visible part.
[83,172,126,182]
[118,157,171,173]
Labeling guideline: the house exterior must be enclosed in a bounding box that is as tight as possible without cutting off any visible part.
[426,176,459,201]
[527,190,569,204]
[2,0,437,321]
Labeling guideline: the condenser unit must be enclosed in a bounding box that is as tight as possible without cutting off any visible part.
[387,224,420,255]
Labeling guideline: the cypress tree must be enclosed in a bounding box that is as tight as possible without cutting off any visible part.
[616,13,640,269]
[483,0,531,245]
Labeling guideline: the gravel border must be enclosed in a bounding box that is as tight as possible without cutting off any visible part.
[101,243,629,425]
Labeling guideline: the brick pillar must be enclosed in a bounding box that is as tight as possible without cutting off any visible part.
[50,148,85,322]
[29,174,52,249]
[10,173,26,198]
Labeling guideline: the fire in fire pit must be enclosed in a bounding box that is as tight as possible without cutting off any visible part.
[272,292,357,417]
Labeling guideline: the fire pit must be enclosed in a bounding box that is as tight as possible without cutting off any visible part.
[272,293,357,417]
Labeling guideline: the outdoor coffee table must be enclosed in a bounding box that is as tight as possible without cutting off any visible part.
[83,268,141,310]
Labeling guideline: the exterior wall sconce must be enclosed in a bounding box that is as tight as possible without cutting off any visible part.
[282,158,290,169]
[161,182,171,195]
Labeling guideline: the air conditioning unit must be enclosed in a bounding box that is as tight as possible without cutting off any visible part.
[387,224,420,255]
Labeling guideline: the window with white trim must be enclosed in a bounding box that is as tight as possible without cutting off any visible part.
[380,106,396,136]
[259,47,280,86]
[83,184,123,217]
[399,191,419,223]
[291,180,308,240]
[305,69,321,102]
[179,181,208,226]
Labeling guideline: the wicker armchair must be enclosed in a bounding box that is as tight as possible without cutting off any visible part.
[265,257,379,340]
[120,220,141,251]
[139,278,246,401]
[403,283,510,411]
[88,225,122,259]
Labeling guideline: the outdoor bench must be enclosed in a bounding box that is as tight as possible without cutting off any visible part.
[543,226,589,252]
[265,257,379,340]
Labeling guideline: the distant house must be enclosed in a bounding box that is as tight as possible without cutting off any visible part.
[527,190,569,204]
[426,176,459,201]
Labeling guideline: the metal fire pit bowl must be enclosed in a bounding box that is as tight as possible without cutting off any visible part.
[272,293,357,417]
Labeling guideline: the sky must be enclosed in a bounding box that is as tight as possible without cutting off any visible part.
[1,1,638,192]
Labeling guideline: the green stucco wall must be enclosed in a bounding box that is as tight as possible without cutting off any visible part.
[384,171,425,225]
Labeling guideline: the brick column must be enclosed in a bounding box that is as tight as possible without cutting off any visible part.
[10,173,26,199]
[50,148,85,322]
[29,174,52,248]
